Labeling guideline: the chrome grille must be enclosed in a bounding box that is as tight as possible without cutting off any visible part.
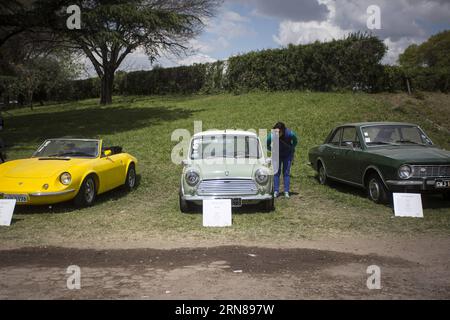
[411,165,450,178]
[197,179,258,196]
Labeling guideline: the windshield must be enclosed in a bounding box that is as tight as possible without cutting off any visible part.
[33,140,100,158]
[361,125,432,146]
[191,135,261,160]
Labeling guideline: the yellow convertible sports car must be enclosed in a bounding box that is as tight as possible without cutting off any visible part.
[0,138,138,207]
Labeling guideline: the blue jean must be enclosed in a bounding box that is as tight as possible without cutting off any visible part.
[274,155,293,193]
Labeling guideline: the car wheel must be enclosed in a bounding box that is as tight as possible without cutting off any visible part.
[179,191,193,213]
[367,174,389,204]
[74,175,96,208]
[124,164,136,191]
[318,163,328,185]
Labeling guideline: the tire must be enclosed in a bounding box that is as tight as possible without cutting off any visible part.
[318,162,328,185]
[74,175,97,208]
[179,191,193,213]
[366,174,389,204]
[124,163,136,191]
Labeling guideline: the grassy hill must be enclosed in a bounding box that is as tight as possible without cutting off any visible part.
[1,91,449,246]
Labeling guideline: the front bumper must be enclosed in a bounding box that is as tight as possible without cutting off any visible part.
[386,178,450,193]
[0,189,77,205]
[182,194,273,205]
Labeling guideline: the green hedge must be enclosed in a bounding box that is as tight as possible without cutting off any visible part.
[227,33,386,93]
[376,66,450,93]
[23,33,448,103]
[118,65,205,95]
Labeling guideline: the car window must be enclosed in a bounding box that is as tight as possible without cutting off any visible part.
[362,125,430,146]
[401,126,426,143]
[329,128,342,146]
[191,135,261,160]
[33,140,99,158]
[341,127,360,148]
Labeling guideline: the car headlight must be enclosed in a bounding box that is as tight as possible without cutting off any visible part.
[398,165,412,180]
[60,172,72,185]
[185,170,200,186]
[255,168,269,185]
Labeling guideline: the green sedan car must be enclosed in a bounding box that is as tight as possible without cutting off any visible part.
[309,122,450,203]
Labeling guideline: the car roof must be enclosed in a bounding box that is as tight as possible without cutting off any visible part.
[338,122,418,128]
[47,138,101,142]
[193,130,258,138]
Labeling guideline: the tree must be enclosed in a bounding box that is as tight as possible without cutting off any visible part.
[398,30,450,93]
[0,0,220,105]
[399,30,450,68]
[0,27,81,109]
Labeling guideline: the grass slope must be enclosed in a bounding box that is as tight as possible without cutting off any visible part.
[1,91,449,246]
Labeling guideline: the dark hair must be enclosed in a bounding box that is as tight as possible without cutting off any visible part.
[273,122,286,136]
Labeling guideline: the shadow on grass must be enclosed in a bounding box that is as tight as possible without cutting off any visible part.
[13,175,142,215]
[421,194,450,210]
[3,105,200,146]
[308,175,450,210]
[183,203,274,215]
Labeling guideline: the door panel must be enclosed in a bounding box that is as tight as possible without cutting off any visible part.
[323,128,342,178]
[334,127,363,183]
[94,155,125,193]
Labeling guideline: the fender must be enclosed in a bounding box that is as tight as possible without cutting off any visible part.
[79,170,99,192]
[363,165,389,189]
[316,157,327,173]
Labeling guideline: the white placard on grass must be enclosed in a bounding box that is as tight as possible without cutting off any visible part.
[393,193,424,218]
[0,199,16,226]
[203,199,232,227]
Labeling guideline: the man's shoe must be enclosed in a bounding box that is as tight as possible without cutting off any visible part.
[284,192,290,198]
[274,192,279,198]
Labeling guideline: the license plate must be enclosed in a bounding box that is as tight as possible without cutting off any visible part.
[231,198,242,208]
[435,180,450,189]
[2,194,28,203]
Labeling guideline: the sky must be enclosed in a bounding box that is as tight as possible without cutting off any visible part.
[93,0,450,74]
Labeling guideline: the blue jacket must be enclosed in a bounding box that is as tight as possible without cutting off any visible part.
[267,129,298,159]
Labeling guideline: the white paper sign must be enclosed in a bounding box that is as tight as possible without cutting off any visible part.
[393,193,423,218]
[0,199,16,226]
[203,199,232,227]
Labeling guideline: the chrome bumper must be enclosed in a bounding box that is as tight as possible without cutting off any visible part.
[386,179,449,190]
[386,180,423,186]
[183,194,273,202]
[29,189,76,197]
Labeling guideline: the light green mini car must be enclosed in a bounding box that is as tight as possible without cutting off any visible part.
[179,130,275,213]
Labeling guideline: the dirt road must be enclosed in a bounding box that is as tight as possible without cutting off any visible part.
[1,238,449,299]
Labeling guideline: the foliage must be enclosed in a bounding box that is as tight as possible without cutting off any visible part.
[227,32,387,93]
[399,30,450,69]
[12,0,220,104]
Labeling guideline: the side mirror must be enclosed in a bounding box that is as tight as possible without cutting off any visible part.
[104,150,112,157]
[265,158,272,166]
[343,141,353,148]
[182,159,189,166]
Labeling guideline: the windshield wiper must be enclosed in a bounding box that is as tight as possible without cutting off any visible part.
[395,140,424,145]
[367,142,396,146]
[45,154,69,158]
[44,152,93,158]
[58,152,94,157]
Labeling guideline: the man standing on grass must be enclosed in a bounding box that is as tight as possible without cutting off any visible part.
[267,122,298,198]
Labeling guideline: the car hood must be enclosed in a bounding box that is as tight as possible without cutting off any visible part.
[369,146,450,164]
[191,159,267,180]
[0,158,88,179]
